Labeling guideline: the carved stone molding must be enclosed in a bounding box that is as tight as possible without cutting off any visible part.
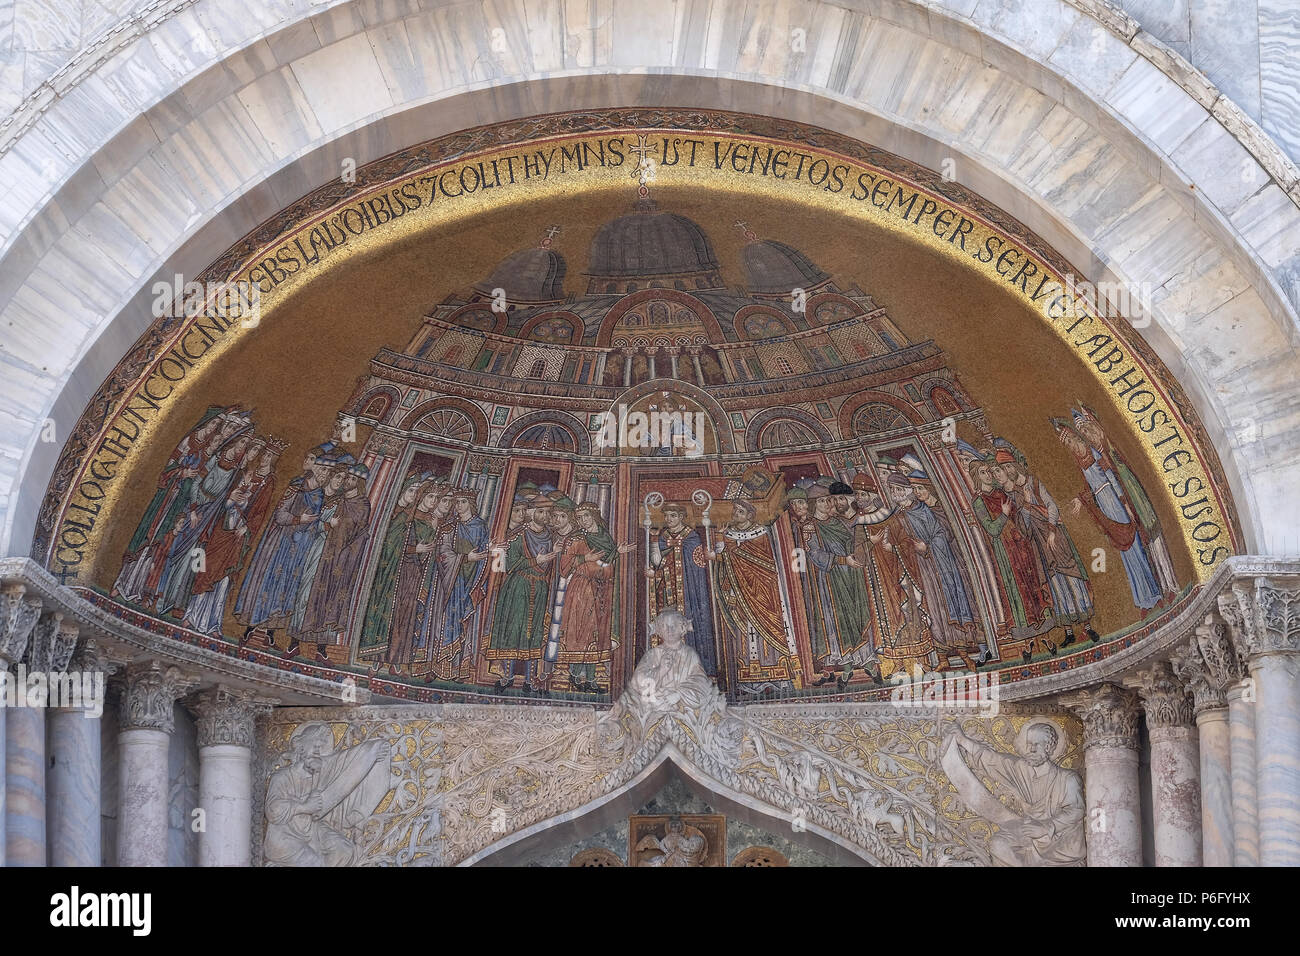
[120,660,200,734]
[1131,661,1196,731]
[190,686,275,749]
[1060,683,1140,751]
[1,583,42,665]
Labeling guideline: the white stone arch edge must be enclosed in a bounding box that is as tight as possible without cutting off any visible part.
[466,744,877,866]
[6,0,1300,559]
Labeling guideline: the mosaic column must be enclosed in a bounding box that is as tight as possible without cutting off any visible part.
[48,639,118,867]
[1132,661,1201,867]
[0,584,42,868]
[189,687,272,867]
[1061,683,1142,867]
[1171,627,1233,867]
[117,660,199,867]
[1224,578,1300,866]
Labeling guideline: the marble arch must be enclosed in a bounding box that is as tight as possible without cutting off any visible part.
[1,0,1299,561]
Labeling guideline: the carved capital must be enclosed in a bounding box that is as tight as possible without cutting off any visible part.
[1169,639,1225,716]
[1220,577,1300,661]
[1059,683,1140,751]
[120,660,200,734]
[69,638,126,677]
[24,611,79,674]
[1,584,42,666]
[1131,661,1196,730]
[189,686,274,749]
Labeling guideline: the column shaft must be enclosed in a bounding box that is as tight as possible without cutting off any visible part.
[1195,708,1233,867]
[117,728,171,867]
[198,745,252,866]
[1148,725,1202,866]
[1253,654,1300,866]
[4,704,47,865]
[47,708,103,866]
[1083,745,1143,866]
[1227,685,1258,866]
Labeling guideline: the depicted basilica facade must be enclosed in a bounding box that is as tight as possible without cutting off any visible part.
[1,0,1298,872]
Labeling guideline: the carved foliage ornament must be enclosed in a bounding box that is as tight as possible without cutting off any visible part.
[1135,662,1196,731]
[121,661,199,734]
[1061,684,1140,751]
[0,584,42,665]
[191,687,273,749]
[23,612,78,673]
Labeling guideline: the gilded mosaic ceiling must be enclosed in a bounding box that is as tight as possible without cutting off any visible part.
[35,109,1240,705]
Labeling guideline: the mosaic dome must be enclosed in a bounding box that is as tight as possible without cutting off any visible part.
[586,201,720,279]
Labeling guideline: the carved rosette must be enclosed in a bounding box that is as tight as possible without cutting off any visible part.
[1061,683,1140,751]
[120,660,199,734]
[190,687,274,749]
[0,584,42,665]
[1133,661,1196,731]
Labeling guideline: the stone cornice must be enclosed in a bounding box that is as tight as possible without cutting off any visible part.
[0,557,367,706]
[5,554,1298,709]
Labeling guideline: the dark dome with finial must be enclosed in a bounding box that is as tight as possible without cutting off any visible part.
[586,201,720,278]
[474,246,566,303]
[741,239,830,295]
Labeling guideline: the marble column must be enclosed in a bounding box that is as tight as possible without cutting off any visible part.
[1222,579,1300,867]
[47,639,118,867]
[1132,661,1202,867]
[1226,681,1258,865]
[189,687,271,867]
[117,661,199,867]
[6,611,77,866]
[1171,629,1234,867]
[0,584,42,868]
[1062,683,1143,867]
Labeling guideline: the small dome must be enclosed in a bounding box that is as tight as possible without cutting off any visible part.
[741,239,830,295]
[474,246,566,303]
[587,204,720,278]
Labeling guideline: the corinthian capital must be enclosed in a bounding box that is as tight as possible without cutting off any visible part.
[1131,660,1195,730]
[1219,576,1300,661]
[1,584,42,665]
[1169,639,1225,716]
[120,660,200,734]
[189,686,275,749]
[1059,683,1140,751]
[24,611,79,673]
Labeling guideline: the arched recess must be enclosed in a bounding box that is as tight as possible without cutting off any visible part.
[838,391,927,439]
[612,379,735,454]
[499,410,592,456]
[471,749,872,867]
[396,397,490,444]
[4,0,1300,560]
[744,406,834,451]
[594,289,726,346]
